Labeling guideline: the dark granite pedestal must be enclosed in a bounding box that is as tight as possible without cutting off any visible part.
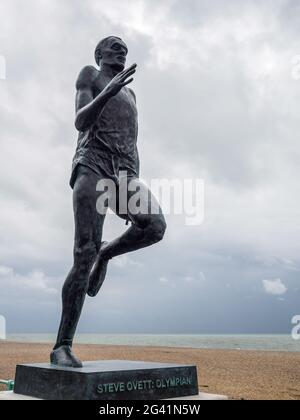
[14,360,199,400]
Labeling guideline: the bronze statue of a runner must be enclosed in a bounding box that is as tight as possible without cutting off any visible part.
[51,36,167,367]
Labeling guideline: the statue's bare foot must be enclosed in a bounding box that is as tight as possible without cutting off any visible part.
[50,345,83,368]
[87,241,110,297]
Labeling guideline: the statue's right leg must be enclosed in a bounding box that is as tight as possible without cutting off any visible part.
[51,165,106,368]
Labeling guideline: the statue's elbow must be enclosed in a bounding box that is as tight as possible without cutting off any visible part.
[75,117,84,132]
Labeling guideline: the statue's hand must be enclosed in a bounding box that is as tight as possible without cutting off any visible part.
[103,64,137,98]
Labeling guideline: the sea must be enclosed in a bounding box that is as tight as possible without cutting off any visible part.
[3,334,300,352]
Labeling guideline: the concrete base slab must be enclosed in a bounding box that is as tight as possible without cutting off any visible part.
[0,391,228,401]
[0,391,41,400]
[167,393,228,400]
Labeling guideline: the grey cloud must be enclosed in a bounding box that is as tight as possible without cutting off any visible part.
[0,0,299,334]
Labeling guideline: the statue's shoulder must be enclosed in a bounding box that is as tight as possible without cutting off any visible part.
[76,65,99,90]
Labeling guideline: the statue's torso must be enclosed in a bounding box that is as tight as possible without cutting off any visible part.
[71,71,139,188]
[90,74,138,156]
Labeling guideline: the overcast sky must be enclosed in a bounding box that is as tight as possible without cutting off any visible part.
[1,0,300,335]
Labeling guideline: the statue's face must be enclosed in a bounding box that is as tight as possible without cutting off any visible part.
[100,37,128,71]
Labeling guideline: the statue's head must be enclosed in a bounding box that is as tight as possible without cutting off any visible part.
[95,36,128,71]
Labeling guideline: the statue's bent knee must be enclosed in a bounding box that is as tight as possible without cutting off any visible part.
[148,217,167,244]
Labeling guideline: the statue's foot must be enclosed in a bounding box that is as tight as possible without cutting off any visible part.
[50,346,83,368]
[87,242,110,297]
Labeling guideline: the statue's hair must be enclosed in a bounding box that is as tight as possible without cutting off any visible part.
[94,36,123,65]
